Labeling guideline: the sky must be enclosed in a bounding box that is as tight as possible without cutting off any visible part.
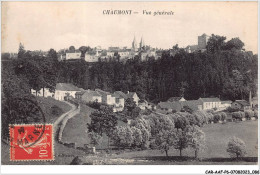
[1,2,258,54]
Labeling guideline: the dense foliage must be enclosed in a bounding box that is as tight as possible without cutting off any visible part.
[57,37,257,103]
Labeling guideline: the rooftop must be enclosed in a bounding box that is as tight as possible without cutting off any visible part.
[114,91,128,99]
[199,98,221,102]
[56,83,81,91]
[234,100,250,106]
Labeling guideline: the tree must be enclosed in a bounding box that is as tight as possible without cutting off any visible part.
[47,48,58,61]
[112,126,133,149]
[87,105,118,149]
[173,128,189,157]
[174,115,190,130]
[130,117,151,149]
[79,46,90,58]
[186,125,206,158]
[69,46,76,53]
[154,128,176,157]
[18,42,26,58]
[88,131,102,147]
[225,38,244,50]
[227,137,247,158]
[181,105,193,114]
[131,127,143,148]
[123,98,141,119]
[220,112,227,121]
[179,81,188,97]
[206,34,226,53]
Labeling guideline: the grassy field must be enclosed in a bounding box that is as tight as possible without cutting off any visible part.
[109,120,258,161]
[36,96,72,123]
[61,103,94,147]
[62,103,127,149]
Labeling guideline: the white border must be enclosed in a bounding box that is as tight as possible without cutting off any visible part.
[1,0,259,174]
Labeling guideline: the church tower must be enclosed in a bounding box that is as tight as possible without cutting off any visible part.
[132,36,138,51]
[140,37,145,50]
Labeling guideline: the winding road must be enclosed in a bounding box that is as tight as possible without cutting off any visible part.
[53,101,80,142]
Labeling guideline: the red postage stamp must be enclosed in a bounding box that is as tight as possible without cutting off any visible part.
[9,124,54,161]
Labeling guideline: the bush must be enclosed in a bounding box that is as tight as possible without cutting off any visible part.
[213,114,221,123]
[207,113,214,123]
[254,110,258,119]
[227,107,240,113]
[220,112,227,121]
[226,137,247,158]
[239,111,245,119]
[245,110,254,120]
[87,101,102,109]
[193,111,212,126]
[232,112,242,121]
[186,114,197,126]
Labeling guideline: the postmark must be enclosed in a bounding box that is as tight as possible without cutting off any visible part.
[9,124,54,161]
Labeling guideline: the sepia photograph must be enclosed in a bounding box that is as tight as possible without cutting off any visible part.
[0,1,259,173]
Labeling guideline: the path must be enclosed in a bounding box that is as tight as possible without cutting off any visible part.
[53,101,80,142]
[53,101,75,133]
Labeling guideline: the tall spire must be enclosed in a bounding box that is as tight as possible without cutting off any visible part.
[132,35,137,51]
[140,36,145,49]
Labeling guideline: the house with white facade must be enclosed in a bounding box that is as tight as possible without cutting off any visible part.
[31,88,54,98]
[66,52,81,60]
[75,90,102,103]
[95,89,116,106]
[54,83,81,101]
[127,91,140,106]
[198,97,221,110]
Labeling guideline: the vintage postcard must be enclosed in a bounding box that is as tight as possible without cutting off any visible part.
[1,1,259,174]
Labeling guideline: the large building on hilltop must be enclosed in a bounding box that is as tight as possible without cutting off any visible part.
[185,33,210,53]
[198,33,210,51]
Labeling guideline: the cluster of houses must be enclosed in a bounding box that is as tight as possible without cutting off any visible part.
[31,83,144,112]
[32,83,257,113]
[158,95,257,113]
[58,36,160,62]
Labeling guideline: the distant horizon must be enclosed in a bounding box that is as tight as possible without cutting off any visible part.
[2,2,258,54]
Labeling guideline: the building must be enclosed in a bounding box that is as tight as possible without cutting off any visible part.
[198,33,210,50]
[181,100,202,111]
[113,96,125,112]
[157,101,182,112]
[75,90,102,103]
[85,53,99,62]
[118,50,131,59]
[139,37,145,49]
[58,54,66,61]
[185,45,198,53]
[185,33,210,53]
[126,91,140,106]
[219,101,232,110]
[95,89,116,106]
[198,97,221,110]
[113,91,141,109]
[132,36,138,52]
[31,88,54,98]
[231,100,251,111]
[167,97,186,102]
[54,83,81,101]
[66,52,81,60]
[158,100,201,113]
[252,96,258,108]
